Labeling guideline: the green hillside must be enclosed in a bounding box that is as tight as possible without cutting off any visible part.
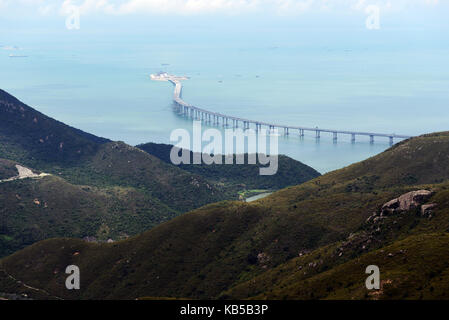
[0,89,228,213]
[2,132,449,300]
[0,89,109,167]
[0,89,319,259]
[0,160,177,257]
[137,142,320,191]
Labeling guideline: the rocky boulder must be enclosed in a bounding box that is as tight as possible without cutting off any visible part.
[421,203,437,217]
[381,190,434,216]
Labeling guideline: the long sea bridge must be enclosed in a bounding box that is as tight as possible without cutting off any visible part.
[151,73,413,145]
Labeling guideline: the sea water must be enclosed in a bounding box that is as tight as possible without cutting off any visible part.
[1,21,448,173]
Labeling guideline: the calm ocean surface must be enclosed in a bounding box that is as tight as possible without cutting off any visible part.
[1,27,448,173]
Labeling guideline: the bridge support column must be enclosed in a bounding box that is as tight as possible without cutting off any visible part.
[316,130,321,139]
[351,133,356,143]
[284,127,289,135]
[299,129,304,137]
[389,136,394,145]
[370,135,374,144]
[333,132,337,142]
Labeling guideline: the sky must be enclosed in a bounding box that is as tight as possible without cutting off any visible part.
[0,0,447,23]
[0,0,444,15]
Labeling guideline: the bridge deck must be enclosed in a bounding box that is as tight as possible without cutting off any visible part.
[152,75,412,140]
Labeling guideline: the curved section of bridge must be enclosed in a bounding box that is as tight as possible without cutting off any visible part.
[152,73,413,145]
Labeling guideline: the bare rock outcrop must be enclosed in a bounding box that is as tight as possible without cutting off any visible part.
[366,190,436,224]
[381,190,434,216]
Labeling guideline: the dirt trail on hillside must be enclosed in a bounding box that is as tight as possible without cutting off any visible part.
[0,268,63,300]
[0,165,50,184]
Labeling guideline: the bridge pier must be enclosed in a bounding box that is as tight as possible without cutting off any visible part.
[333,132,337,142]
[164,75,412,146]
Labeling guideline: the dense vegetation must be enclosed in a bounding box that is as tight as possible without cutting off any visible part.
[138,143,320,191]
[0,89,109,167]
[2,132,449,300]
[0,89,318,258]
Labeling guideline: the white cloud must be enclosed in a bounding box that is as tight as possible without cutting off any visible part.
[0,0,444,17]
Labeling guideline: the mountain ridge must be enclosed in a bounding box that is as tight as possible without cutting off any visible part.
[0,89,319,258]
[2,132,449,299]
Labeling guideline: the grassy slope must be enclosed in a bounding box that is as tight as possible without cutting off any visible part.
[228,233,449,300]
[0,159,18,180]
[0,167,176,257]
[0,89,227,213]
[0,89,109,167]
[2,133,449,299]
[137,143,320,190]
[226,181,449,299]
[0,89,318,214]
[0,89,320,260]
